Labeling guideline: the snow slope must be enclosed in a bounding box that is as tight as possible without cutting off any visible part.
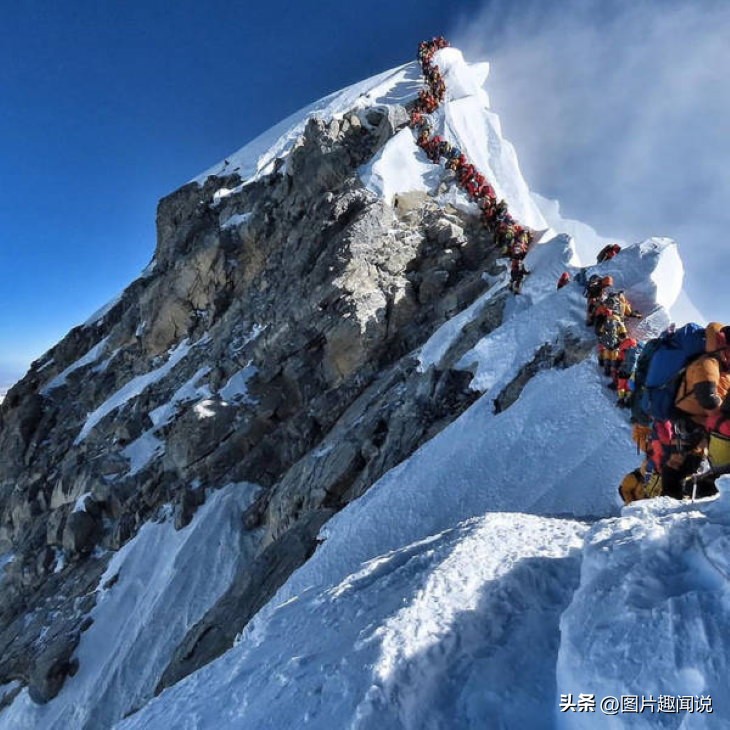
[120,514,587,730]
[113,229,715,729]
[360,48,547,232]
[558,483,730,728]
[4,45,724,729]
[0,484,259,729]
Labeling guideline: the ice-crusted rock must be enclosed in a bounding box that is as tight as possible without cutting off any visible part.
[0,93,514,709]
[4,38,705,730]
[27,635,80,705]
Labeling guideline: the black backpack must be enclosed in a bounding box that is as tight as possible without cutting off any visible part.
[603,292,623,316]
[584,275,602,299]
[599,317,623,349]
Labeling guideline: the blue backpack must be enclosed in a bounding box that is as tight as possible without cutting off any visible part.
[631,338,662,424]
[641,323,706,421]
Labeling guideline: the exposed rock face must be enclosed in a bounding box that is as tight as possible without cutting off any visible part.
[0,98,591,714]
[62,511,99,555]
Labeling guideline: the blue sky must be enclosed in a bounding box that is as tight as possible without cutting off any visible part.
[0,0,482,384]
[2,0,728,386]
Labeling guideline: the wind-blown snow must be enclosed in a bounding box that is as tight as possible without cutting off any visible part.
[645,239,684,312]
[1,484,259,730]
[669,289,708,328]
[533,192,622,266]
[534,194,707,325]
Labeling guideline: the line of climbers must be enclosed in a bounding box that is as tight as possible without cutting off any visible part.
[411,38,532,294]
[413,38,730,506]
[575,255,730,504]
[583,266,643,409]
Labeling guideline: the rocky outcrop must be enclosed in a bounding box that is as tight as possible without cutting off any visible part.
[0,95,592,713]
[62,510,100,556]
[492,335,596,414]
[0,553,105,703]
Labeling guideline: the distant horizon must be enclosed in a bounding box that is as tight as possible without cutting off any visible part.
[1,368,23,389]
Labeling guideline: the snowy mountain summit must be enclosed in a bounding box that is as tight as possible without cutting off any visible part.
[1,45,728,729]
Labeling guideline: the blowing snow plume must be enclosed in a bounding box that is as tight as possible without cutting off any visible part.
[451,0,730,324]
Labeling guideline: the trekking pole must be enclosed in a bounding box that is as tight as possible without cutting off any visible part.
[681,473,699,502]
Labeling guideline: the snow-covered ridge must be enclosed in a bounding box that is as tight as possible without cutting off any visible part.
[193,47,543,238]
[358,46,547,232]
[113,228,708,728]
[192,61,423,186]
[4,40,720,729]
